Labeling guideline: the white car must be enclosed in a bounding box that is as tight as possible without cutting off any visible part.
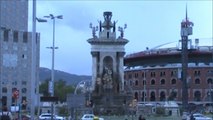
[81,114,104,120]
[187,113,212,120]
[39,113,65,120]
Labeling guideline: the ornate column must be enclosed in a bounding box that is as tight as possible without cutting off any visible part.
[118,52,125,91]
[91,52,99,90]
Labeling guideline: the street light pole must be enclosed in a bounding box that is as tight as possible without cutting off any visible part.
[44,14,62,120]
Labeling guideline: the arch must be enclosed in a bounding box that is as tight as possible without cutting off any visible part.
[150,91,156,101]
[171,78,176,84]
[168,90,177,100]
[207,78,213,84]
[194,91,201,101]
[151,79,155,85]
[141,91,146,101]
[103,56,113,68]
[160,79,166,85]
[135,80,139,86]
[160,91,166,101]
[134,92,138,100]
[195,78,200,84]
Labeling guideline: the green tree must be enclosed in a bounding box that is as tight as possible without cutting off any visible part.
[39,79,50,96]
[39,79,75,102]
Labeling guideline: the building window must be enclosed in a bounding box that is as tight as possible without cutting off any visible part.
[22,81,27,85]
[160,71,166,77]
[171,70,177,77]
[2,87,7,93]
[207,78,213,84]
[130,80,133,86]
[151,72,156,77]
[171,79,176,85]
[128,74,132,79]
[4,30,9,41]
[2,96,7,106]
[135,80,139,86]
[13,31,18,42]
[195,78,200,84]
[150,91,156,101]
[151,79,155,85]
[23,32,28,43]
[160,91,166,101]
[194,91,201,101]
[22,88,27,93]
[160,79,166,85]
[194,70,201,76]
[135,73,138,78]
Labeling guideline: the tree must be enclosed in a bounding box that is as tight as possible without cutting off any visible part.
[39,79,75,102]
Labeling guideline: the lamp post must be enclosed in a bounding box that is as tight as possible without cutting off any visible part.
[43,14,63,120]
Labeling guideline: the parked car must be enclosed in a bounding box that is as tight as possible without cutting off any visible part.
[39,113,65,120]
[188,113,212,120]
[81,114,104,120]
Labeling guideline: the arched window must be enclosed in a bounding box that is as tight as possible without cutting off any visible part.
[160,91,166,101]
[194,91,201,101]
[134,92,138,100]
[171,79,176,85]
[207,78,213,84]
[195,78,200,84]
[135,80,139,86]
[150,91,156,101]
[130,80,133,86]
[151,79,155,85]
[160,79,166,85]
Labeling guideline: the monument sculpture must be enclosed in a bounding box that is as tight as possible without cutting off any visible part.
[87,11,133,115]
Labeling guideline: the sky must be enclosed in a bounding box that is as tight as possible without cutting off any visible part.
[28,0,213,76]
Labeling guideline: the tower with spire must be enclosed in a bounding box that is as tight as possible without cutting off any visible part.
[180,5,194,112]
[87,11,132,115]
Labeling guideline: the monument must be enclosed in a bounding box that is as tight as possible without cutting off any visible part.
[87,11,133,115]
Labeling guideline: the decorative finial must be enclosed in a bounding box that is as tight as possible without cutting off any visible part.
[118,24,127,38]
[90,23,98,38]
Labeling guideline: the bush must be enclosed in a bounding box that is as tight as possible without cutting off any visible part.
[156,107,165,115]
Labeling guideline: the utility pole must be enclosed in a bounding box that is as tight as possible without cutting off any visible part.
[180,5,194,112]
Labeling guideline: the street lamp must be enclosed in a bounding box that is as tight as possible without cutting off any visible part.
[43,14,63,120]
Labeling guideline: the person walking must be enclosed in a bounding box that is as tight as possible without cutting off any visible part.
[0,106,13,120]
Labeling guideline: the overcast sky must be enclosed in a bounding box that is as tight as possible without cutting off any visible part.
[28,1,212,75]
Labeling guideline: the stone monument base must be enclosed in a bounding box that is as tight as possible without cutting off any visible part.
[91,92,133,115]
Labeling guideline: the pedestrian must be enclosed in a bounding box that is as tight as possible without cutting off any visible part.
[0,106,13,120]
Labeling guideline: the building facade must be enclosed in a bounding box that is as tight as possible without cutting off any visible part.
[0,0,40,110]
[124,43,213,105]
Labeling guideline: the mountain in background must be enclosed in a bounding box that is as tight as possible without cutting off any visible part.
[39,67,91,85]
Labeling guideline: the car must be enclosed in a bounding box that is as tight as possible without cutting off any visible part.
[182,112,190,120]
[39,113,65,120]
[81,114,104,120]
[187,113,212,120]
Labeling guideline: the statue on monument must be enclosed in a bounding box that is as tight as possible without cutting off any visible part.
[102,66,113,89]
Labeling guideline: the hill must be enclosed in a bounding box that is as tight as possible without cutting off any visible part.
[39,67,91,85]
